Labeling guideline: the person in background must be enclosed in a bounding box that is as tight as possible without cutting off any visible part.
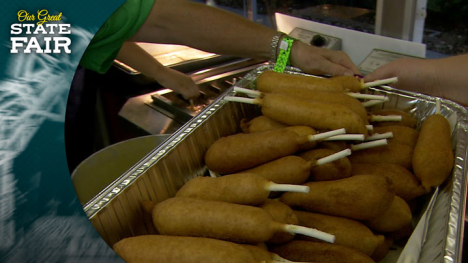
[79,0,361,100]
[364,54,468,106]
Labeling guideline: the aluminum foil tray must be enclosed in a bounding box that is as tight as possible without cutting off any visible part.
[82,65,468,263]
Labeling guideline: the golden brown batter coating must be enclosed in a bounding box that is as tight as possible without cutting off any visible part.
[281,174,395,220]
[294,210,385,256]
[113,235,257,263]
[261,93,368,136]
[330,75,363,92]
[370,237,394,262]
[257,70,344,93]
[373,125,419,148]
[241,156,311,185]
[241,116,319,151]
[152,197,278,244]
[175,173,272,205]
[260,199,298,244]
[266,87,368,124]
[351,163,427,201]
[269,240,376,263]
[240,116,287,133]
[365,195,412,233]
[348,143,414,170]
[299,148,352,181]
[205,128,306,174]
[413,114,454,190]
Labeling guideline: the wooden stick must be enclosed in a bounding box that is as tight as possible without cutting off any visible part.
[316,149,352,166]
[362,97,389,107]
[308,128,346,141]
[283,224,335,243]
[346,93,388,100]
[209,170,220,178]
[350,139,388,151]
[324,134,365,141]
[362,77,398,88]
[366,125,374,131]
[267,183,309,193]
[233,86,262,97]
[370,115,402,122]
[365,132,393,141]
[223,96,260,105]
[436,98,441,114]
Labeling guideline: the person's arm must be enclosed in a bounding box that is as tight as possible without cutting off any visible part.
[116,41,200,99]
[363,54,468,106]
[130,0,360,76]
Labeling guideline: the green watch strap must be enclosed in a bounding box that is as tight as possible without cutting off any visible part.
[274,36,295,73]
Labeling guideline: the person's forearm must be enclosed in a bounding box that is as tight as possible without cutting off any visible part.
[116,41,166,81]
[131,0,276,60]
[116,41,200,99]
[434,54,468,92]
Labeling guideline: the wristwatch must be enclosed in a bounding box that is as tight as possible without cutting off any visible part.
[270,31,286,63]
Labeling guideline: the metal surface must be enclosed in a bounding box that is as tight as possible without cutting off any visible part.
[118,58,266,135]
[85,65,468,262]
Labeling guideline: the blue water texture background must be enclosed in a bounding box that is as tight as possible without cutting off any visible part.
[0,0,126,262]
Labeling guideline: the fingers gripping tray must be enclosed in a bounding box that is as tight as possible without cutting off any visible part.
[82,65,468,263]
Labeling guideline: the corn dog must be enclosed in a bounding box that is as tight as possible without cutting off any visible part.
[294,210,385,256]
[225,93,368,135]
[205,127,346,174]
[373,125,419,148]
[348,143,414,170]
[369,109,417,128]
[175,173,309,206]
[241,116,318,151]
[351,163,427,201]
[256,70,344,93]
[260,93,368,135]
[365,195,412,233]
[241,244,304,263]
[205,129,308,174]
[241,244,273,262]
[281,174,394,220]
[413,114,454,190]
[152,197,335,244]
[371,237,393,262]
[329,75,363,92]
[113,235,258,263]
[241,156,312,185]
[269,240,375,263]
[239,149,351,186]
[260,199,298,244]
[299,148,352,181]
[330,75,398,92]
[251,86,368,124]
[388,223,413,242]
[241,116,287,133]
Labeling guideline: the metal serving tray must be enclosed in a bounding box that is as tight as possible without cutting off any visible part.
[82,65,468,263]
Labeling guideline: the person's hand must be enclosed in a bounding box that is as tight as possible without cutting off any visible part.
[155,67,200,100]
[290,41,361,76]
[363,58,441,96]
